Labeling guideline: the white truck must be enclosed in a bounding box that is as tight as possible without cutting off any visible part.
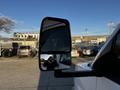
[39,17,120,90]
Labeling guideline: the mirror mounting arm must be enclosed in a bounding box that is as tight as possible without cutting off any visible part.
[54,70,102,77]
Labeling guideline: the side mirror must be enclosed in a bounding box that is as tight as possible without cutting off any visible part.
[39,17,72,71]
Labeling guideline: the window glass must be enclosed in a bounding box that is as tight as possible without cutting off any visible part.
[114,31,120,57]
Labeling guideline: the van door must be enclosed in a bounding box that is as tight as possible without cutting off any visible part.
[95,29,120,90]
[74,63,97,90]
[97,77,120,90]
[74,77,97,90]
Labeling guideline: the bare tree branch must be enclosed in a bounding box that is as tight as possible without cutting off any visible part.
[0,16,15,33]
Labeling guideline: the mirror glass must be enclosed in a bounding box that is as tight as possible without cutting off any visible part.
[40,53,71,70]
[40,18,71,53]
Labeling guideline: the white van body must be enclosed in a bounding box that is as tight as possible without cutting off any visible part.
[74,25,120,90]
[74,63,120,90]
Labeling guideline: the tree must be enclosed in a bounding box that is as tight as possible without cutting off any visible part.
[0,16,15,33]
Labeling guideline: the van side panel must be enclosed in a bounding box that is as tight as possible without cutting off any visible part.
[97,77,120,90]
[74,77,97,90]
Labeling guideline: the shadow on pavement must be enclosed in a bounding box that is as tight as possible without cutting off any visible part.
[37,71,74,90]
[37,57,95,90]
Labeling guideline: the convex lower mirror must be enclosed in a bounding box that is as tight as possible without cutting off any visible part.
[40,54,71,70]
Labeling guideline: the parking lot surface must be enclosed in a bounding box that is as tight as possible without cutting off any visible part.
[0,57,94,90]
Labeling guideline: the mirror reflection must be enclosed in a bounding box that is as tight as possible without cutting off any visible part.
[40,19,71,53]
[40,53,71,70]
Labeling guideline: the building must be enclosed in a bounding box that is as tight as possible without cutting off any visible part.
[12,32,39,48]
[72,36,82,44]
[72,35,108,44]
[12,40,38,48]
[82,35,108,44]
[13,32,39,40]
[0,38,13,49]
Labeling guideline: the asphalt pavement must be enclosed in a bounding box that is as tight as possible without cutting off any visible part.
[0,56,94,90]
[0,57,74,90]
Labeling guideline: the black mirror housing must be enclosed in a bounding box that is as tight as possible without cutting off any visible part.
[39,17,72,54]
[39,17,72,71]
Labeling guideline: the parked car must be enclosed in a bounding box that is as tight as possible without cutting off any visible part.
[17,45,37,58]
[77,44,104,57]
[97,43,104,52]
[17,45,31,57]
[77,46,86,57]
[2,48,13,57]
[82,46,94,56]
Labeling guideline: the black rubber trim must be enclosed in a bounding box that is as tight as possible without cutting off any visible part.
[54,70,102,78]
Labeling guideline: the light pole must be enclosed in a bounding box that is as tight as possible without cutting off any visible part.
[107,21,115,35]
[85,28,88,36]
